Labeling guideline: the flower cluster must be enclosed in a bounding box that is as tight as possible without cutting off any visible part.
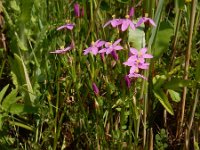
[104,8,156,32]
[50,4,155,91]
[83,39,123,60]
[123,48,153,79]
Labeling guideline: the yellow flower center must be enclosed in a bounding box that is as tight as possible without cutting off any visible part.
[65,19,70,23]
[108,42,112,46]
[112,15,116,18]
[125,15,130,19]
[138,52,142,57]
[91,41,95,46]
[135,68,139,73]
[60,45,64,49]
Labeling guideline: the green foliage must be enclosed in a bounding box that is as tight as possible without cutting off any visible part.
[155,129,168,150]
[154,21,173,59]
[128,25,145,49]
[1,0,199,149]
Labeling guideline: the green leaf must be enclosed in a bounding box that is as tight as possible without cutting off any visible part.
[8,54,35,106]
[163,78,190,90]
[10,0,20,12]
[2,89,19,110]
[19,0,34,23]
[175,0,185,10]
[9,104,38,114]
[128,25,145,49]
[0,84,9,104]
[153,75,167,90]
[149,0,165,48]
[9,103,24,114]
[154,21,173,59]
[15,32,28,51]
[168,89,181,102]
[153,89,174,115]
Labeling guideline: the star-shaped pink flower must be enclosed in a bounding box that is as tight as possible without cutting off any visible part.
[99,39,123,54]
[121,15,136,31]
[57,20,75,30]
[83,40,105,55]
[103,16,122,28]
[50,45,72,54]
[136,17,156,27]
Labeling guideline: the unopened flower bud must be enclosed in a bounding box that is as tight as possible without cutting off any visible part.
[92,83,99,95]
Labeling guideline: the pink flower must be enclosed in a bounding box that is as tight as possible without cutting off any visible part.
[74,3,84,17]
[124,75,131,88]
[129,7,134,18]
[99,39,123,54]
[111,50,119,60]
[57,20,75,30]
[83,40,105,55]
[74,3,80,17]
[136,17,156,27]
[128,73,146,79]
[57,24,75,30]
[103,15,122,28]
[92,83,99,95]
[123,47,153,79]
[50,44,73,54]
[121,15,136,31]
[129,47,153,61]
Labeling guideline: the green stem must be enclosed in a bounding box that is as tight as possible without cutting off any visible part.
[53,61,61,150]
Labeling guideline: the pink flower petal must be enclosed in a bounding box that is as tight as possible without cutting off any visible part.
[92,47,98,55]
[121,20,129,31]
[140,47,147,54]
[103,20,111,28]
[113,39,122,45]
[148,18,156,26]
[143,54,153,58]
[136,18,144,27]
[130,48,138,55]
[97,40,105,47]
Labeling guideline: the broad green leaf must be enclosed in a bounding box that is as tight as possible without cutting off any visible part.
[163,78,190,90]
[149,0,165,48]
[168,89,181,102]
[154,21,173,59]
[8,54,35,105]
[175,0,185,10]
[128,25,145,49]
[153,75,167,90]
[2,89,19,110]
[0,84,9,104]
[15,32,28,51]
[20,0,34,23]
[9,103,24,114]
[9,104,38,114]
[10,0,20,12]
[153,89,174,115]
